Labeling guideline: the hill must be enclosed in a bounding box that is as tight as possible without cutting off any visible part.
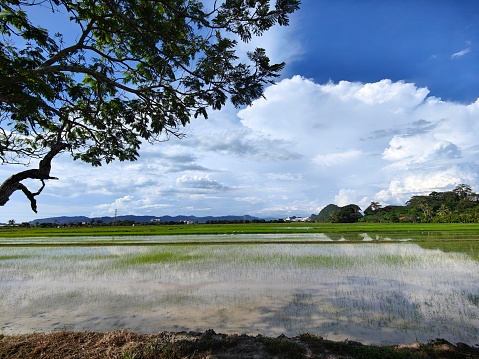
[310,204,339,222]
[29,214,260,225]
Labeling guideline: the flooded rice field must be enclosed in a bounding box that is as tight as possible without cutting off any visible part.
[1,235,478,345]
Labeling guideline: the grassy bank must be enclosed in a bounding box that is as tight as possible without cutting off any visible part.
[1,330,478,359]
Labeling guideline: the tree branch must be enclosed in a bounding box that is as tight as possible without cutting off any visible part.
[33,65,146,95]
[0,142,67,212]
[41,19,95,68]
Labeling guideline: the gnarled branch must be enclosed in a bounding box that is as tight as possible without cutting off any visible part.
[0,142,67,212]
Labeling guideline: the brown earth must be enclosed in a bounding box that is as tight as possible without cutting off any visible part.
[1,329,478,359]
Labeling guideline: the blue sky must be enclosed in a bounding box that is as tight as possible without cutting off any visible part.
[290,0,479,102]
[2,0,479,222]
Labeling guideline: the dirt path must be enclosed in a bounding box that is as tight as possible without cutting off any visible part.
[1,329,478,358]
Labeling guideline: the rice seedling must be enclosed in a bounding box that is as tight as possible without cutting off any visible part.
[0,238,478,346]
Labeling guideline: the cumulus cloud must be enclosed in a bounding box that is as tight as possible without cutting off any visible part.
[375,167,475,204]
[351,79,429,107]
[237,76,479,210]
[6,76,479,222]
[382,135,461,165]
[334,189,358,207]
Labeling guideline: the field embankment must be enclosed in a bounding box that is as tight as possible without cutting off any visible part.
[1,329,478,359]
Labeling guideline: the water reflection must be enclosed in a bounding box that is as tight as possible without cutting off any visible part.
[0,240,478,345]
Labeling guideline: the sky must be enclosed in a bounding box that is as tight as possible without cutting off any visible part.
[2,0,479,223]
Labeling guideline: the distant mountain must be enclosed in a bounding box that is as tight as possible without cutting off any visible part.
[30,216,92,225]
[30,214,260,225]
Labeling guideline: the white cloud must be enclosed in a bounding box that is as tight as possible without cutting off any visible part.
[234,11,304,67]
[451,47,471,59]
[236,76,479,210]
[91,196,173,217]
[319,79,429,112]
[176,174,230,191]
[266,173,303,181]
[4,76,479,222]
[382,135,461,165]
[334,189,358,207]
[375,167,475,204]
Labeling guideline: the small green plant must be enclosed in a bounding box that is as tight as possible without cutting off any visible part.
[259,336,305,357]
[120,350,137,359]
[299,334,424,359]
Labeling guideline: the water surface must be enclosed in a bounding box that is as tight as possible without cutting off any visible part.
[1,237,478,345]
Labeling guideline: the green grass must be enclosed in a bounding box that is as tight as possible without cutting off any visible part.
[299,334,420,359]
[2,222,479,238]
[291,254,359,267]
[0,254,31,260]
[119,250,205,266]
[418,240,479,260]
[124,333,479,359]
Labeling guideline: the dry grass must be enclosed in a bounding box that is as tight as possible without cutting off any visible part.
[1,330,478,359]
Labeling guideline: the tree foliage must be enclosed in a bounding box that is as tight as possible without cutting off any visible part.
[312,184,479,223]
[363,201,381,215]
[0,0,300,211]
[311,204,362,223]
[310,204,339,222]
[330,204,362,223]
[362,184,479,223]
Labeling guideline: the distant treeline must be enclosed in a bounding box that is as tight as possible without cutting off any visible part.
[10,184,479,227]
[205,219,269,224]
[311,184,479,223]
[12,218,284,228]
